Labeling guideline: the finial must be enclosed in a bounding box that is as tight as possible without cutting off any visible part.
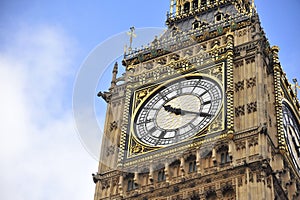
[252,0,255,9]
[110,62,118,88]
[124,44,128,55]
[170,0,175,15]
[292,78,300,97]
[127,27,136,52]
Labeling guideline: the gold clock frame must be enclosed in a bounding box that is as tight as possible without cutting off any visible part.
[122,62,227,162]
[281,100,300,175]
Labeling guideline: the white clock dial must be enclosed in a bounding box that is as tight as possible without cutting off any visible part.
[282,103,300,173]
[133,75,223,147]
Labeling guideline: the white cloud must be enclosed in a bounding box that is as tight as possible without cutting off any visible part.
[0,24,97,200]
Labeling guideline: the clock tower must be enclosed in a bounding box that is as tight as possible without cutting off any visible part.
[93,0,300,199]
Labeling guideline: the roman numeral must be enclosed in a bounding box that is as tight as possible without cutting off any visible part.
[177,83,182,94]
[189,123,196,129]
[154,130,167,146]
[199,112,213,117]
[158,130,167,139]
[160,93,168,101]
[199,90,208,97]
[136,118,153,125]
[148,127,157,134]
[203,100,212,105]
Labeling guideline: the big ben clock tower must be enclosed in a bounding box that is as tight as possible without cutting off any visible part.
[93,0,300,199]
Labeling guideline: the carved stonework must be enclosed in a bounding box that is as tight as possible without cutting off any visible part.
[246,77,256,88]
[106,145,115,157]
[235,105,245,117]
[109,121,118,132]
[267,176,272,188]
[248,137,258,147]
[236,141,246,151]
[247,102,257,114]
[205,188,217,199]
[256,173,263,183]
[235,80,244,92]
[249,171,254,183]
[245,57,255,64]
[221,184,235,198]
[238,177,243,187]
[157,57,167,65]
[97,91,112,103]
[145,62,154,70]
[234,60,244,68]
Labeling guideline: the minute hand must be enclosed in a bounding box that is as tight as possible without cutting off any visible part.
[180,110,214,117]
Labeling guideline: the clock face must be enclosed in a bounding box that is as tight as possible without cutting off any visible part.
[133,75,223,147]
[282,103,300,173]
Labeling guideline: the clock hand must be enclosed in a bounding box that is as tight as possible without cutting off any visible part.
[163,105,182,115]
[163,105,213,117]
[180,109,213,117]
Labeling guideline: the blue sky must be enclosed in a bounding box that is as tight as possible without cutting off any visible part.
[0,1,299,200]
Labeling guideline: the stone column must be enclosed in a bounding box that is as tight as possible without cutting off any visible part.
[226,32,235,136]
[119,174,124,197]
[180,157,185,176]
[272,46,285,153]
[149,163,154,183]
[212,147,217,165]
[196,148,202,174]
[165,162,170,183]
[134,171,139,188]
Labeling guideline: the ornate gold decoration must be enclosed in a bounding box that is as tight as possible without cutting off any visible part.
[212,65,223,75]
[128,137,157,157]
[167,59,194,73]
[134,86,156,110]
[131,143,144,154]
[209,112,223,132]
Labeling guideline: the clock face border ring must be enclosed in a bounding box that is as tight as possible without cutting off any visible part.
[131,74,224,147]
[282,101,300,173]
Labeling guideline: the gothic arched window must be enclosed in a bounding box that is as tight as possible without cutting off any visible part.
[206,190,217,200]
[127,179,134,191]
[158,169,166,182]
[189,160,197,173]
[201,0,207,7]
[221,152,230,164]
[183,2,190,13]
[218,145,231,165]
[192,0,198,10]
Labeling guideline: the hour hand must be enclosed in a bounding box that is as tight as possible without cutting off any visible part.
[163,105,182,115]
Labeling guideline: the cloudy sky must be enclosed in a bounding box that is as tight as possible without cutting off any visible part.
[0,0,299,200]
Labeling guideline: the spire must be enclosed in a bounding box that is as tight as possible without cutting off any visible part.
[293,78,300,98]
[110,62,118,88]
